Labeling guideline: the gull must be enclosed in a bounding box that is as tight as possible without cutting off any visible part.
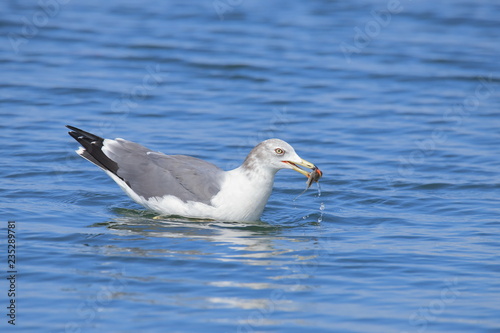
[66,125,321,222]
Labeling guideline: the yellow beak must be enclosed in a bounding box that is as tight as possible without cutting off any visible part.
[282,158,317,177]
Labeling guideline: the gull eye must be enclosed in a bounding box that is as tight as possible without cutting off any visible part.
[275,148,285,155]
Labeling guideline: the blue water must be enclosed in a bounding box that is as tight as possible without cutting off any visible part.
[1,0,500,332]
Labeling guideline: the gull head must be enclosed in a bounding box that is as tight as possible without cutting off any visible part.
[242,139,320,177]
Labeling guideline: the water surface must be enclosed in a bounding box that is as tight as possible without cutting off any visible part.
[1,0,499,332]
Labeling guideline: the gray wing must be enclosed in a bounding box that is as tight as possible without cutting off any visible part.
[109,140,224,204]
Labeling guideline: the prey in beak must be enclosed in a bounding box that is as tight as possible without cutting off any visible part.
[283,159,323,190]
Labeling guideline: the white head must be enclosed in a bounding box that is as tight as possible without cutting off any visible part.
[242,139,316,177]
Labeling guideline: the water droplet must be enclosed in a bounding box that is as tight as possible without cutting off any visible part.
[317,202,325,223]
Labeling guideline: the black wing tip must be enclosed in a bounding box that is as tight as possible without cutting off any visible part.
[66,125,104,142]
[66,125,76,135]
[66,125,120,176]
[66,124,83,133]
[66,125,104,149]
